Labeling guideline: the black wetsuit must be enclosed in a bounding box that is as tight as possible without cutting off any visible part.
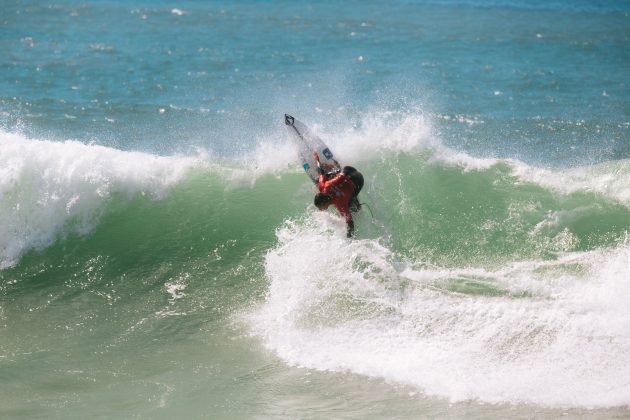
[342,166,364,212]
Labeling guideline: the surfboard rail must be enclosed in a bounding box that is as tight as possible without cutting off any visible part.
[284,114,341,183]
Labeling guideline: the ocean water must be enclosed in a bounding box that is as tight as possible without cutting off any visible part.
[1,0,629,418]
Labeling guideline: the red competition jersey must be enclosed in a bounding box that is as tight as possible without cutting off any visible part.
[318,173,355,222]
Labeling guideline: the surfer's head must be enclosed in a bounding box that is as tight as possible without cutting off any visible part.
[314,193,332,210]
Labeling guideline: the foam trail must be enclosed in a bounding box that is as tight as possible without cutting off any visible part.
[251,215,630,408]
[0,131,200,268]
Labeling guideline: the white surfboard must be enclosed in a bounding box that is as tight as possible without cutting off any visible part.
[284,114,341,184]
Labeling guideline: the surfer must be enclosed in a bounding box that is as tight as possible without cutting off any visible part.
[313,152,364,238]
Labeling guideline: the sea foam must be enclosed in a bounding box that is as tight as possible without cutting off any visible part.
[249,111,630,407]
[251,214,630,407]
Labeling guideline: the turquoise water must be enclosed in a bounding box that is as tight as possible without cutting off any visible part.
[1,1,629,418]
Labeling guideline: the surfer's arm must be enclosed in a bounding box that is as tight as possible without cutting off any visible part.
[318,169,337,191]
[317,174,327,191]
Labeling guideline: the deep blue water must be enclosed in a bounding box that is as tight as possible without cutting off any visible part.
[2,0,628,161]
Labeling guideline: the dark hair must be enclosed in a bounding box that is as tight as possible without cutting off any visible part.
[314,193,332,207]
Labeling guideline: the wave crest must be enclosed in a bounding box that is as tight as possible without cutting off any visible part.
[0,131,199,268]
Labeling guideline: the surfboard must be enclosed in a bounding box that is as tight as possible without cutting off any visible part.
[284,114,341,184]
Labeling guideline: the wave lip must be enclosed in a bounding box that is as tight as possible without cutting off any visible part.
[0,131,199,268]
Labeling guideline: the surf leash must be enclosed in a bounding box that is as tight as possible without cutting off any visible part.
[359,202,374,218]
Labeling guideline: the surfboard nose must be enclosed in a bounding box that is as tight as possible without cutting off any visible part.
[284,114,294,126]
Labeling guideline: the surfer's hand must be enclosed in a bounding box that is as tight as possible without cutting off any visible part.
[313,152,325,174]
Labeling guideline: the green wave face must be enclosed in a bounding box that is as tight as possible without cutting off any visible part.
[367,153,630,266]
[4,149,629,305]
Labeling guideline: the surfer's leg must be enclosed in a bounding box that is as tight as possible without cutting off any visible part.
[344,167,364,194]
[351,171,364,195]
[343,167,364,212]
[349,196,361,212]
[342,166,356,175]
